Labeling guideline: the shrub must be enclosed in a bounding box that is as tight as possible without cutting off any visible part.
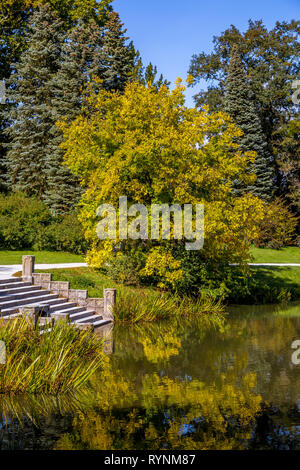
[41,213,87,254]
[0,193,87,254]
[104,251,146,285]
[0,192,51,250]
[253,198,298,249]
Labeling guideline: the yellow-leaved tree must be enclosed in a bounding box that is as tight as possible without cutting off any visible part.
[59,79,264,295]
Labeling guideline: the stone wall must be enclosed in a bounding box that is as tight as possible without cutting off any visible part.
[32,272,112,320]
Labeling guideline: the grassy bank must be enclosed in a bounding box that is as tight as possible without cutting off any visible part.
[225,265,300,304]
[0,317,104,394]
[0,250,85,265]
[249,246,300,263]
[35,264,300,311]
[248,266,300,302]
[35,267,226,326]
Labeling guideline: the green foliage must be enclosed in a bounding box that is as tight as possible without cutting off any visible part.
[3,6,65,200]
[225,266,300,304]
[0,192,86,253]
[0,192,51,250]
[114,289,225,325]
[100,11,137,93]
[2,6,85,212]
[39,267,226,325]
[132,55,171,90]
[2,6,151,210]
[224,45,275,200]
[275,118,300,214]
[40,267,114,298]
[104,252,146,286]
[0,316,104,394]
[188,19,300,201]
[44,19,107,212]
[40,213,87,254]
[0,1,112,200]
[0,1,112,81]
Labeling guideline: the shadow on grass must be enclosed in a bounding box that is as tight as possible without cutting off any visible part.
[232,266,300,304]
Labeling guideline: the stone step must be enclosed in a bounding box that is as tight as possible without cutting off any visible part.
[0,285,42,296]
[70,310,98,322]
[38,318,55,329]
[0,278,20,285]
[76,314,103,324]
[0,281,32,289]
[0,288,49,303]
[93,318,112,328]
[49,302,77,312]
[55,306,86,316]
[39,298,69,308]
[0,294,59,313]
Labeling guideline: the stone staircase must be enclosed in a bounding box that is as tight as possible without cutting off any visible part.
[0,277,111,329]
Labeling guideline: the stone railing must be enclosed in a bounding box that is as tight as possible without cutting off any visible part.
[22,256,115,322]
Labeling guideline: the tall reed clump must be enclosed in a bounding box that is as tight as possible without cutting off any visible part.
[0,317,104,395]
[114,288,226,326]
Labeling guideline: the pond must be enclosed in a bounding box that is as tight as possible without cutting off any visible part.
[0,302,299,450]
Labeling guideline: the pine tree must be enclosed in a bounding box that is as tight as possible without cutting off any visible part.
[3,5,64,199]
[131,52,170,90]
[144,63,170,89]
[44,20,104,213]
[101,11,135,92]
[224,45,275,200]
[0,80,8,192]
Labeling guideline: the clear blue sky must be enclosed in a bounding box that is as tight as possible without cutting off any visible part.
[113,0,299,107]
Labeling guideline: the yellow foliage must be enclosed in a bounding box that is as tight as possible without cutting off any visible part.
[254,198,298,249]
[60,79,265,286]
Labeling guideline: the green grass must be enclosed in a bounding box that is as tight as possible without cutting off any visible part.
[0,250,85,265]
[35,267,226,325]
[0,317,104,394]
[250,266,300,300]
[36,267,118,297]
[250,246,300,264]
[2,246,297,266]
[227,265,300,304]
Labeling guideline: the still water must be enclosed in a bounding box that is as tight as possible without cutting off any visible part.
[0,303,299,450]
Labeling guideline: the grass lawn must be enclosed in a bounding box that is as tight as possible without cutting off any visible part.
[2,246,298,266]
[250,246,300,264]
[36,267,119,298]
[0,250,85,265]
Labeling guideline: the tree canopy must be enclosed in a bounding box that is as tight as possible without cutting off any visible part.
[59,79,265,290]
[188,20,300,205]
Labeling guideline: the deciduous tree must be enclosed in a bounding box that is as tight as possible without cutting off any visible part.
[59,79,265,290]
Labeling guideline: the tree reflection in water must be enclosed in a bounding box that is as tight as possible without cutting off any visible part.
[0,304,299,450]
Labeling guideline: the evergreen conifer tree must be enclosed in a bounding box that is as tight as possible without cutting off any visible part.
[101,11,135,92]
[3,5,64,200]
[224,45,275,200]
[44,20,104,212]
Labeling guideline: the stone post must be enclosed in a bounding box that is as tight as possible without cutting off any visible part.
[22,255,35,283]
[19,304,49,328]
[51,312,70,323]
[104,288,116,322]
